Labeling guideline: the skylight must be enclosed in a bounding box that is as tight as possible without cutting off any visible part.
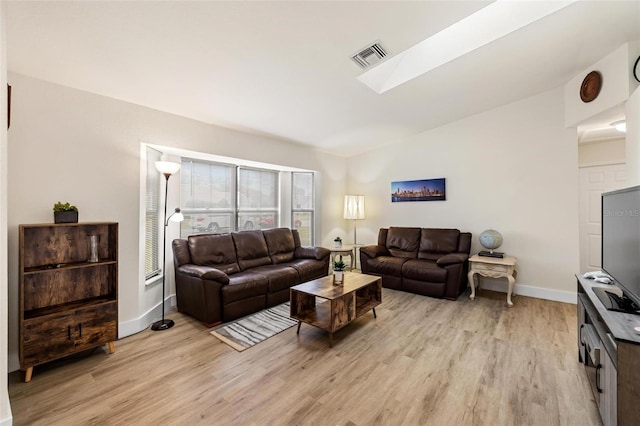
[357,0,578,93]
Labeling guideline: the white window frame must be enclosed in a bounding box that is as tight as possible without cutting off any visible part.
[178,160,283,236]
[144,146,162,280]
[291,172,315,246]
[180,158,237,238]
[237,166,279,231]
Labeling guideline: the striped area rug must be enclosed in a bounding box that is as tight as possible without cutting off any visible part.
[210,302,298,351]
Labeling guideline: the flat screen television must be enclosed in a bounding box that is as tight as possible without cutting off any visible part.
[600,185,640,313]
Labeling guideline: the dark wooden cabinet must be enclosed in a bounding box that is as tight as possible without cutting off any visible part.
[19,222,118,382]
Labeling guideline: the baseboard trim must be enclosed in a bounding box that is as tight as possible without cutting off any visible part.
[119,295,176,338]
[479,281,576,304]
[0,389,12,426]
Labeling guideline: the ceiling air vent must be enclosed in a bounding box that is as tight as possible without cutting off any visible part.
[351,42,387,69]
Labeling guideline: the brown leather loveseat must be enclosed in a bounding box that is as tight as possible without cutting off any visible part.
[360,227,471,300]
[172,228,330,326]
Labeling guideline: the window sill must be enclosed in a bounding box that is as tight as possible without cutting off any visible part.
[145,274,163,287]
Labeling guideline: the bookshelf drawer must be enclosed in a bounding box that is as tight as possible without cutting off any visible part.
[22,302,117,367]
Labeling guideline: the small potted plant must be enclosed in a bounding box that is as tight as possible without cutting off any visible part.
[334,236,342,248]
[53,201,79,224]
[333,258,346,285]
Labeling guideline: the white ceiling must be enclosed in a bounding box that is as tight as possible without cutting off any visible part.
[7,1,640,157]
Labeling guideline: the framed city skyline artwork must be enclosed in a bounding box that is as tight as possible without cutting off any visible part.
[391,178,446,202]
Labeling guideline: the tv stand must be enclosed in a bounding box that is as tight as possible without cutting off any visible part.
[592,286,640,314]
[577,275,640,426]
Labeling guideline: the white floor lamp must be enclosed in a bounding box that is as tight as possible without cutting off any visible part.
[343,195,365,246]
[152,161,184,331]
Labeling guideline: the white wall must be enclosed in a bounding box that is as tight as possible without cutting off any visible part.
[0,2,12,424]
[625,86,640,185]
[578,138,625,167]
[347,87,579,301]
[564,43,635,128]
[6,73,347,372]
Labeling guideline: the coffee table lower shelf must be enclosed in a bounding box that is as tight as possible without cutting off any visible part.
[290,273,382,347]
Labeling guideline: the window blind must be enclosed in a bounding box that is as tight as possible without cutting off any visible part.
[238,167,278,231]
[292,172,315,246]
[145,147,162,280]
[180,159,236,237]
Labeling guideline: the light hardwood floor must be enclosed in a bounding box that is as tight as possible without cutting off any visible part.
[9,288,601,425]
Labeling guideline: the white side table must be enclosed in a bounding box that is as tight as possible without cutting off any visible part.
[468,254,518,307]
[330,245,356,271]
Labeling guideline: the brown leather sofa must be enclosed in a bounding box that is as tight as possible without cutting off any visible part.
[172,228,330,326]
[360,227,471,300]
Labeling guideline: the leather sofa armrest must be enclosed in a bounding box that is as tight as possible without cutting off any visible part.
[360,245,389,259]
[295,246,330,261]
[436,253,468,267]
[177,264,230,284]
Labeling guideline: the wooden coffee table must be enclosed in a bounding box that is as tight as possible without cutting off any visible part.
[290,272,382,347]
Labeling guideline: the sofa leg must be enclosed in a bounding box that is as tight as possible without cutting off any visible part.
[204,321,221,328]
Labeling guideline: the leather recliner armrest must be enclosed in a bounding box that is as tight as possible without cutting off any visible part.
[360,245,389,259]
[436,253,469,267]
[295,246,330,261]
[177,264,230,284]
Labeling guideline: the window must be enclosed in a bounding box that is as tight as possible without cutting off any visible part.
[145,147,162,279]
[180,159,236,238]
[179,161,281,237]
[292,172,314,246]
[176,157,315,242]
[238,167,278,231]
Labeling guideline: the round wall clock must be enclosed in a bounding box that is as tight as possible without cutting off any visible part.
[633,56,640,83]
[580,71,602,103]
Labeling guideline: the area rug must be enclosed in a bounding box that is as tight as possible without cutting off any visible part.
[210,302,297,351]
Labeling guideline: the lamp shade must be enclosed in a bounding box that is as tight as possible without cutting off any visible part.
[168,208,184,223]
[343,195,365,220]
[155,161,181,175]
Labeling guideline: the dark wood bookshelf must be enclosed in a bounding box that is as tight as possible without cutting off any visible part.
[23,259,117,274]
[19,222,119,382]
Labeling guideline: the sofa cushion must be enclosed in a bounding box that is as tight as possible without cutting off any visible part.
[283,259,327,282]
[177,264,230,284]
[250,265,300,293]
[187,234,240,275]
[263,228,295,264]
[172,239,191,267]
[222,271,269,304]
[418,229,460,260]
[232,230,272,270]
[365,256,409,277]
[360,245,389,259]
[386,227,421,258]
[377,228,389,246]
[402,259,447,282]
[458,232,472,254]
[436,253,468,267]
[295,246,330,260]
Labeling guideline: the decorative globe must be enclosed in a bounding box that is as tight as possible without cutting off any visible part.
[479,229,503,251]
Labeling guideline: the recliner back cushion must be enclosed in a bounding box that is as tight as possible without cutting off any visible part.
[458,232,472,254]
[187,234,240,274]
[292,229,302,248]
[418,229,460,260]
[172,239,191,267]
[377,228,389,246]
[386,227,421,258]
[232,230,272,270]
[263,228,295,264]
